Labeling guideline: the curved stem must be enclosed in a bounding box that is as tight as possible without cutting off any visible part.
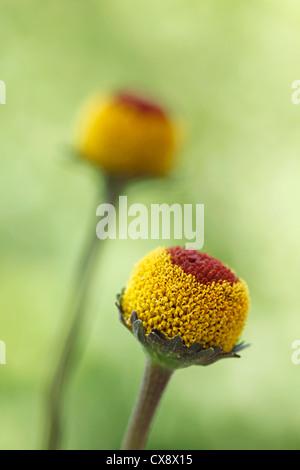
[121,359,173,450]
[45,174,124,450]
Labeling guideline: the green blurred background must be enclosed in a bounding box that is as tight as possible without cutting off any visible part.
[1,0,300,450]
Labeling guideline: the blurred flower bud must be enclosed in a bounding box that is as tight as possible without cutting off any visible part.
[74,91,177,178]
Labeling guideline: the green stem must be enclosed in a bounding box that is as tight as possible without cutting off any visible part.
[45,174,124,450]
[121,359,173,450]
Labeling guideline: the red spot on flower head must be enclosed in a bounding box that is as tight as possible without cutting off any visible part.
[167,247,239,285]
[115,91,166,117]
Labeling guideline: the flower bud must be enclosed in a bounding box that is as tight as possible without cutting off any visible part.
[118,247,250,368]
[74,91,177,178]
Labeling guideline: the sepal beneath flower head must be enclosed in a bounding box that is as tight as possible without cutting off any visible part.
[116,293,249,370]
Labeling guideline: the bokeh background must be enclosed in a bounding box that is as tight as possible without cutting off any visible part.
[1,0,300,450]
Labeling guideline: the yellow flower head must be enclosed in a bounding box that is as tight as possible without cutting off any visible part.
[74,91,177,177]
[121,247,250,354]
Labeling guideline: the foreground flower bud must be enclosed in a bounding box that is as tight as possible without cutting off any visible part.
[118,247,250,368]
[74,91,177,177]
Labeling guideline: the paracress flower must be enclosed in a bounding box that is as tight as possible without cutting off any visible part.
[121,246,250,353]
[74,91,177,177]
